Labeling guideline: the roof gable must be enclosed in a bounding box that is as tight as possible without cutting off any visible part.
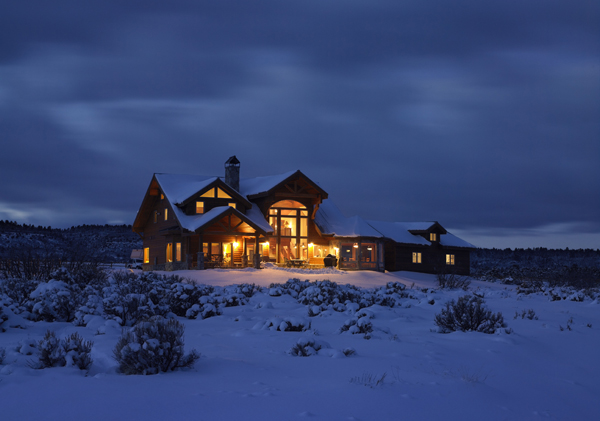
[241,170,328,200]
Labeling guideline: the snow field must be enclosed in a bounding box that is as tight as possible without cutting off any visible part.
[0,268,599,420]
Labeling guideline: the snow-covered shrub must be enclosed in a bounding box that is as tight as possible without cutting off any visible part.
[0,277,38,309]
[0,347,5,364]
[288,338,328,357]
[185,303,221,320]
[514,309,538,320]
[113,316,199,375]
[28,280,80,322]
[339,317,373,339]
[261,317,311,332]
[0,305,8,332]
[434,295,506,334]
[62,332,94,370]
[436,272,471,290]
[73,288,104,326]
[166,282,214,317]
[35,330,66,368]
[102,272,175,326]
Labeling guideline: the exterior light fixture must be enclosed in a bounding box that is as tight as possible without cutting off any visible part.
[353,243,358,248]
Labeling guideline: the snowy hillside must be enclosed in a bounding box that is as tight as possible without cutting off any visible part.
[0,267,598,420]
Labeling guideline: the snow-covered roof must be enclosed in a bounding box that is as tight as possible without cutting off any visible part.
[365,220,430,245]
[170,205,272,234]
[239,171,297,197]
[155,173,217,205]
[314,200,383,238]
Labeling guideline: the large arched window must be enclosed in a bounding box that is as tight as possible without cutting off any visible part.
[266,200,309,262]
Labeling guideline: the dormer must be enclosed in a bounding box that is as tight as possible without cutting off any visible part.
[177,178,252,216]
[408,222,447,244]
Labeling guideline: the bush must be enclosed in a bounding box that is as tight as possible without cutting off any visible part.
[113,317,199,375]
[288,338,326,357]
[434,295,505,334]
[339,317,373,339]
[35,330,66,368]
[436,272,471,290]
[0,347,5,364]
[63,332,94,370]
[0,305,8,332]
[31,330,94,370]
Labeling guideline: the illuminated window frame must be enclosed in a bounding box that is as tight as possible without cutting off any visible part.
[446,254,455,265]
[164,208,168,221]
[228,202,236,209]
[430,233,437,242]
[196,201,204,214]
[143,247,149,264]
[176,242,181,262]
[412,252,422,264]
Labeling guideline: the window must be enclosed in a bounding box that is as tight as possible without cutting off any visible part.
[143,248,149,264]
[196,201,204,214]
[176,243,181,262]
[446,254,455,265]
[217,188,231,198]
[200,189,215,198]
[430,233,437,242]
[166,243,173,263]
[153,211,158,224]
[412,252,422,264]
[228,202,236,209]
[160,193,164,200]
[164,208,168,221]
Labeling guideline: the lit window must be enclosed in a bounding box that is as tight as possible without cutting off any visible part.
[412,252,422,264]
[176,243,181,262]
[196,201,204,214]
[166,243,173,263]
[153,211,158,224]
[164,208,168,221]
[200,189,215,198]
[228,202,236,209]
[430,233,437,242]
[160,193,164,200]
[446,254,455,265]
[143,248,149,264]
[217,188,231,199]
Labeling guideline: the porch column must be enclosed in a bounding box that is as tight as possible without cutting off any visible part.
[197,234,204,270]
[253,236,261,269]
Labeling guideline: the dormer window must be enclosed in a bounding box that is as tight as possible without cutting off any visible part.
[200,187,232,199]
[430,233,437,242]
[217,188,231,199]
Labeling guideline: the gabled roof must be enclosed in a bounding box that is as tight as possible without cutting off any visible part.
[366,220,475,248]
[154,174,251,208]
[171,205,272,235]
[241,170,328,200]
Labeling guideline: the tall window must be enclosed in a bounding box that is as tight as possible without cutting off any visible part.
[268,200,309,262]
[430,233,437,242]
[143,248,150,264]
[166,243,173,263]
[176,243,181,262]
[196,201,204,214]
[164,208,168,221]
[153,211,158,223]
[412,252,422,264]
[446,254,455,265]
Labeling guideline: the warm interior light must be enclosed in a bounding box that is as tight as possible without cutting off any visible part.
[308,243,314,247]
[233,242,239,248]
[367,247,372,250]
[353,243,358,248]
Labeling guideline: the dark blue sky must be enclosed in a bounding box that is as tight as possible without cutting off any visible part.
[0,1,598,249]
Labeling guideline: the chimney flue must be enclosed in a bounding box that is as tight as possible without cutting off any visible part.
[224,155,240,192]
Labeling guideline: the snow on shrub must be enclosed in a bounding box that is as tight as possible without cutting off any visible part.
[63,332,94,370]
[166,282,214,317]
[288,338,329,357]
[0,304,8,332]
[339,317,374,339]
[113,316,199,375]
[30,330,94,370]
[260,317,311,332]
[0,347,5,364]
[28,280,79,322]
[434,295,506,334]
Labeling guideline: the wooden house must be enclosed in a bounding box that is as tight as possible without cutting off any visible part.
[133,156,474,274]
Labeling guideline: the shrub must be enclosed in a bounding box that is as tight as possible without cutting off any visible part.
[339,317,373,339]
[288,338,326,357]
[63,332,94,370]
[113,317,199,375]
[437,272,471,290]
[261,317,311,332]
[0,305,8,332]
[434,295,505,334]
[35,330,66,368]
[0,347,5,364]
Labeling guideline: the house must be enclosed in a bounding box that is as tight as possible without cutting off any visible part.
[132,156,475,275]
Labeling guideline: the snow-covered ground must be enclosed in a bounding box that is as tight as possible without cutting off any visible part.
[1,267,598,420]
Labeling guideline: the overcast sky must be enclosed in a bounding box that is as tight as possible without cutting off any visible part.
[0,1,598,249]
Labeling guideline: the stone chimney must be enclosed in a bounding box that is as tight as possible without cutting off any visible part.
[224,155,240,192]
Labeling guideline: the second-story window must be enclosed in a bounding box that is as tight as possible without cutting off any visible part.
[164,208,168,221]
[196,201,204,214]
[430,233,437,242]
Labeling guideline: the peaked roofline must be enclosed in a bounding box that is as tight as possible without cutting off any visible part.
[245,170,329,200]
[177,177,252,208]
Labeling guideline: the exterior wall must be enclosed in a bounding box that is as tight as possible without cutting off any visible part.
[385,243,471,275]
[141,195,180,268]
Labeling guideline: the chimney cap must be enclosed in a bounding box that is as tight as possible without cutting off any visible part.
[225,155,240,166]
